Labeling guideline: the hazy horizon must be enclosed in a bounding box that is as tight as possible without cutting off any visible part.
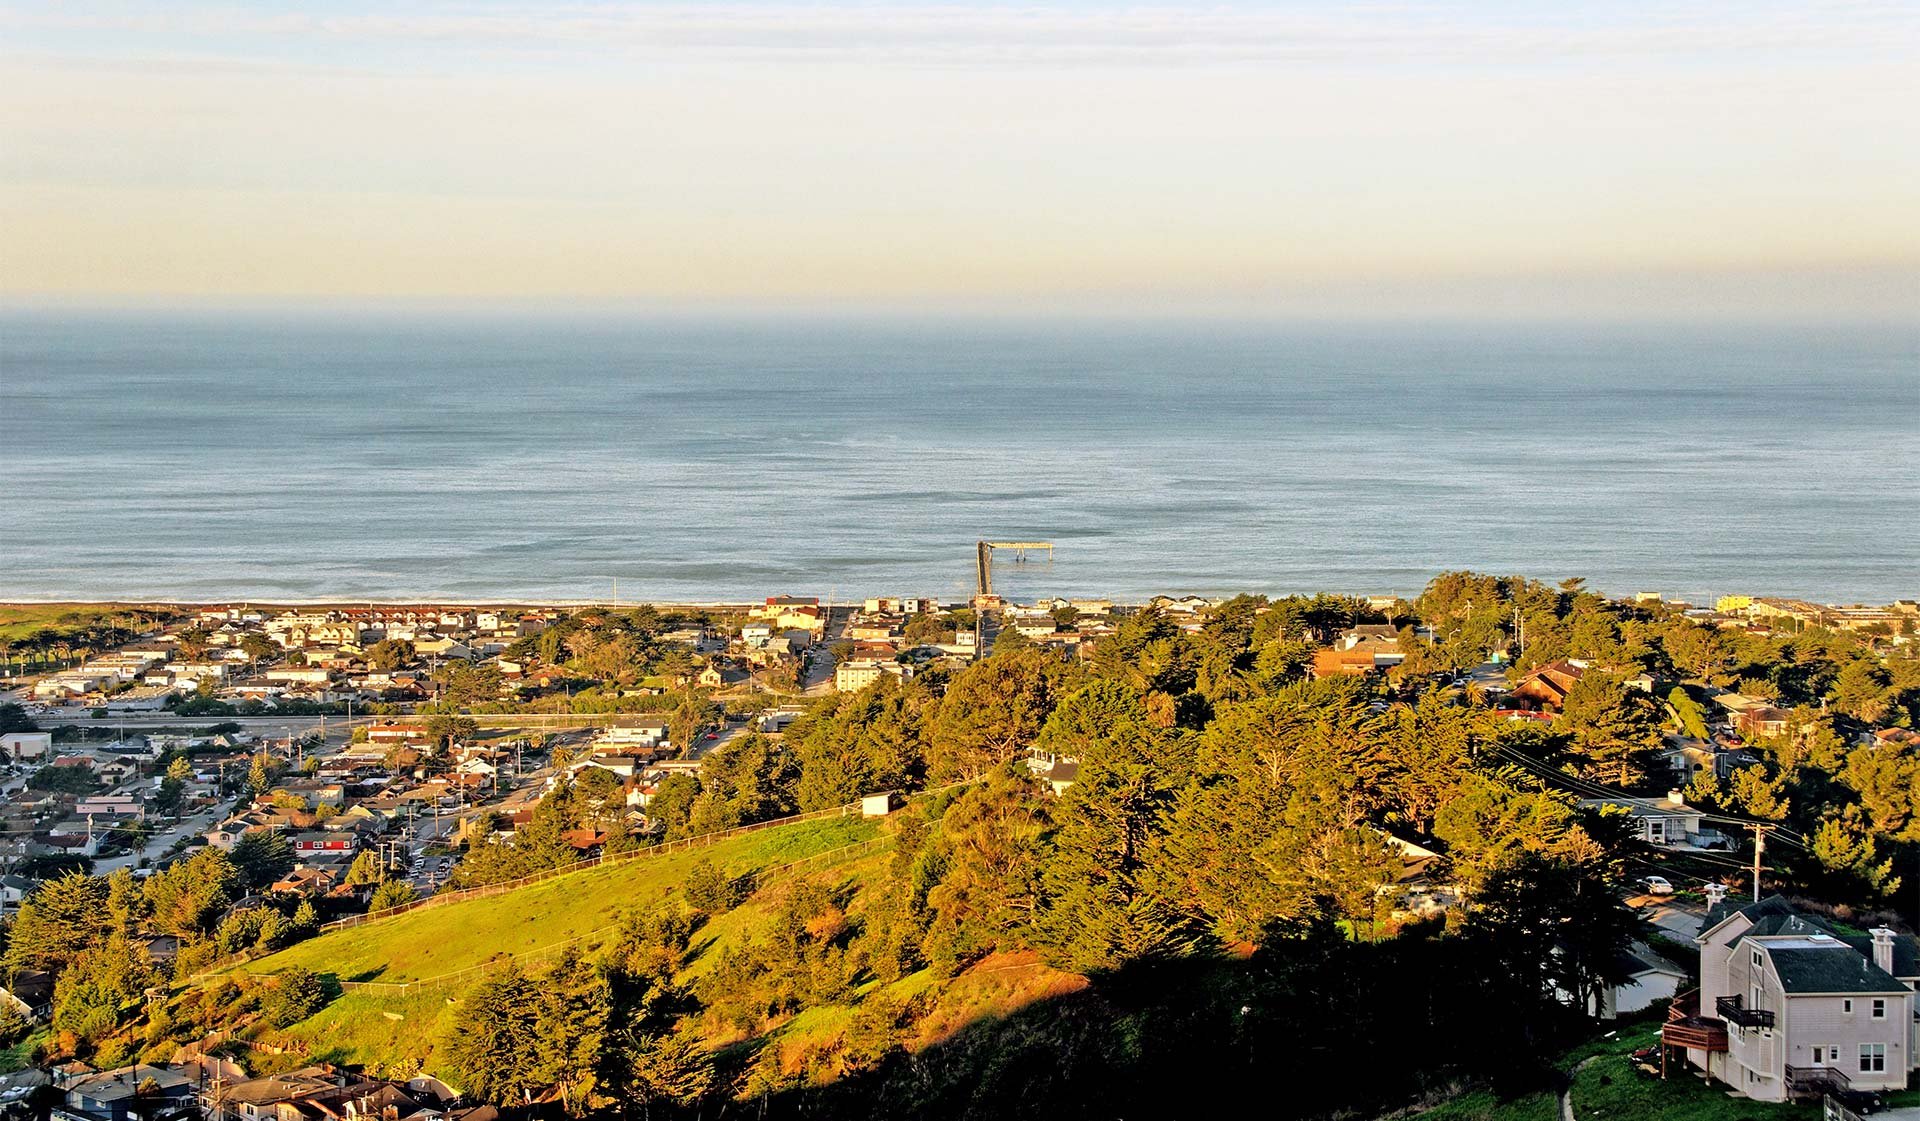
[5,1,1918,319]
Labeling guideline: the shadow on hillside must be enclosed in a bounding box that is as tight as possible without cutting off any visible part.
[742,940,1579,1121]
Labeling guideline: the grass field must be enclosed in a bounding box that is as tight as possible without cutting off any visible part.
[1414,1021,1827,1121]
[1563,1023,1820,1121]
[239,815,882,988]
[1412,1088,1559,1121]
[0,603,142,642]
[214,811,1106,1080]
[205,815,888,1072]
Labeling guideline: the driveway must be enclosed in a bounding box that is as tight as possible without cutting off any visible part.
[1627,893,1707,942]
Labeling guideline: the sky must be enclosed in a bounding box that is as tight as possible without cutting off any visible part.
[2,1,1917,318]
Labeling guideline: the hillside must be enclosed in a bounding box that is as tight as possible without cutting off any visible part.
[153,799,1106,1111]
[243,816,879,985]
[212,815,888,1070]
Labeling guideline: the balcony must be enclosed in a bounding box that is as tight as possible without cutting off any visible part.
[1785,1064,1851,1098]
[1716,995,1775,1029]
[1661,1017,1729,1052]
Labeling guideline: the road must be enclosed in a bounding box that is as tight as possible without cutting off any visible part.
[690,723,752,760]
[799,607,850,695]
[94,801,230,874]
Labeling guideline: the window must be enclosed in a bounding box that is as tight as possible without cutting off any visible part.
[1873,999,1888,1020]
[1860,1043,1887,1073]
[1752,949,1764,968]
[1844,999,1855,1014]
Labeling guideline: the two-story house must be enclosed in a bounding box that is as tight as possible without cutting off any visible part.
[1665,895,1920,1101]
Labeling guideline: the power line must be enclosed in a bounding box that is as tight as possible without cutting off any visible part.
[1491,745,1811,846]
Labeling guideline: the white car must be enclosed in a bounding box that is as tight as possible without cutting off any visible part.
[1638,875,1675,896]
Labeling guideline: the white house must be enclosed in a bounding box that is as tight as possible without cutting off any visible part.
[1666,895,1920,1101]
[1577,791,1718,847]
[1598,943,1689,1019]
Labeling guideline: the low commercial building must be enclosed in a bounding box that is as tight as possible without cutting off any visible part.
[0,730,52,761]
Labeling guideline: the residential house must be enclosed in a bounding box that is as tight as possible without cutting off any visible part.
[266,667,332,686]
[1597,943,1689,1019]
[1509,659,1586,712]
[288,831,356,855]
[847,617,902,642]
[269,867,339,897]
[1026,748,1080,795]
[75,794,144,822]
[1040,759,1080,796]
[0,873,34,913]
[1661,740,1761,786]
[1666,895,1920,1101]
[1578,791,1716,847]
[1738,707,1792,740]
[709,661,753,688]
[1709,691,1767,726]
[835,658,912,692]
[216,1064,465,1121]
[1312,626,1404,677]
[1379,831,1460,918]
[52,1064,196,1121]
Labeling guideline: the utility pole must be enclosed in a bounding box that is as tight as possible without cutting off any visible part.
[1749,823,1774,902]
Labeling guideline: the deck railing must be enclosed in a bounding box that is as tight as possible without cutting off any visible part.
[1786,1064,1850,1098]
[1716,994,1776,1028]
[1661,1017,1729,1052]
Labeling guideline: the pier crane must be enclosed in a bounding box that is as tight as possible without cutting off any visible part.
[973,540,1054,608]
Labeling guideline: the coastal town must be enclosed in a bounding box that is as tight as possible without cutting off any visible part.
[0,578,1916,1119]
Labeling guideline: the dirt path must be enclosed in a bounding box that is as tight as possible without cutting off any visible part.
[1560,1056,1601,1121]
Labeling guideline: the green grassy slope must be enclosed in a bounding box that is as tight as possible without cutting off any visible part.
[1411,1022,1823,1121]
[214,816,884,1072]
[242,815,880,987]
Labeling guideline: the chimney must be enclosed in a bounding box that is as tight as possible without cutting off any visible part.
[1705,883,1729,907]
[1669,790,1687,807]
[1871,928,1897,975]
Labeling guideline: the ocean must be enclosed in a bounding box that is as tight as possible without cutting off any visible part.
[1,311,1915,606]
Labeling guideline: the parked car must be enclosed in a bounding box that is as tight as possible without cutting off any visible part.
[1637,875,1675,896]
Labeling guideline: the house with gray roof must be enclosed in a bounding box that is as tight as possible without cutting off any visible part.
[1664,894,1920,1101]
[51,1064,195,1121]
